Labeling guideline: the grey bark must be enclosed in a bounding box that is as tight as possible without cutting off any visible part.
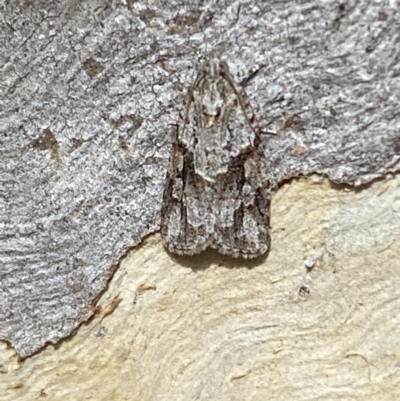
[0,0,399,357]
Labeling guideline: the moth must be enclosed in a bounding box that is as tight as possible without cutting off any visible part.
[161,55,271,258]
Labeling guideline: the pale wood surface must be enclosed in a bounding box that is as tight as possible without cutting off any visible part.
[2,175,399,401]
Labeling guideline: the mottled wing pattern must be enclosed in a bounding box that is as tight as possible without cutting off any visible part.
[160,141,211,255]
[161,57,271,258]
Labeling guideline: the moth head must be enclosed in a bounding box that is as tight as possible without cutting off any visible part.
[203,56,230,80]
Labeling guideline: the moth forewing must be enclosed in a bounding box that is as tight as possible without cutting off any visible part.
[161,57,271,259]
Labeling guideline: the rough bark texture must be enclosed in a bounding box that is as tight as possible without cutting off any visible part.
[1,176,400,400]
[0,0,399,367]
